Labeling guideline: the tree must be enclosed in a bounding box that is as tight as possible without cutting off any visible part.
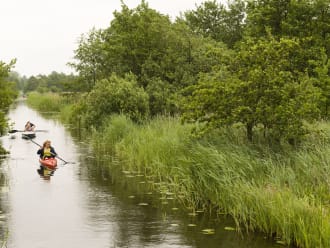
[69,28,105,91]
[83,73,149,127]
[0,60,18,135]
[182,36,322,143]
[184,0,245,47]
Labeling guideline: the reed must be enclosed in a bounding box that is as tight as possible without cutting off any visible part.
[26,92,66,113]
[91,114,330,248]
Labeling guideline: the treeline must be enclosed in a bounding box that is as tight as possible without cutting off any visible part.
[60,0,329,145]
[13,71,78,93]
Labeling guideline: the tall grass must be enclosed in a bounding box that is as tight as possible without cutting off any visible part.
[26,92,67,113]
[91,115,330,248]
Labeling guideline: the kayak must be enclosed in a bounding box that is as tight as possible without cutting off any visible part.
[39,157,58,170]
[22,131,36,139]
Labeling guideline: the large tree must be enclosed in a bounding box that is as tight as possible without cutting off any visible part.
[183,36,322,143]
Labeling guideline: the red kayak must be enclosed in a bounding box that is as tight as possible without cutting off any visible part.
[39,157,58,170]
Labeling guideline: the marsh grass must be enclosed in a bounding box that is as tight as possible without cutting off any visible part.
[26,92,67,113]
[91,115,330,248]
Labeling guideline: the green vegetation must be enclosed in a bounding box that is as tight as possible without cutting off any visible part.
[92,115,330,248]
[0,60,18,154]
[26,92,67,113]
[24,0,330,247]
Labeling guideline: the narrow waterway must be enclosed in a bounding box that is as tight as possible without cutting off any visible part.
[0,100,281,248]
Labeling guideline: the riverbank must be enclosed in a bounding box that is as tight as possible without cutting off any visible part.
[27,92,330,247]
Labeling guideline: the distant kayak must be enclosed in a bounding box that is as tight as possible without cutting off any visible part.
[22,131,36,139]
[39,157,58,170]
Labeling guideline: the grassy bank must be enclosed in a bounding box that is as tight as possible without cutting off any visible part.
[27,93,330,247]
[92,115,330,247]
[26,92,69,113]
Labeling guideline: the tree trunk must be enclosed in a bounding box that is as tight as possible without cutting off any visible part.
[246,122,253,142]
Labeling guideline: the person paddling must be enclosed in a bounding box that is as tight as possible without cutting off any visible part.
[37,140,57,159]
[24,121,36,131]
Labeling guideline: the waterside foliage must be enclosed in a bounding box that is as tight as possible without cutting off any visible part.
[27,92,330,247]
[91,115,330,248]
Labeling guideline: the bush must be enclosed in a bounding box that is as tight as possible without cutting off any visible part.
[84,73,149,128]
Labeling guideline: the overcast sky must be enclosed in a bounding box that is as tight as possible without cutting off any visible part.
[0,0,212,77]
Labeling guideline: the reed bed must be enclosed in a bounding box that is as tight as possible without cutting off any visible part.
[26,92,66,113]
[91,115,330,248]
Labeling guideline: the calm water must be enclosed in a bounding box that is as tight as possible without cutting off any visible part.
[0,100,281,248]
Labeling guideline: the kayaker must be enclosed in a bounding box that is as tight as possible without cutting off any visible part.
[24,121,36,131]
[37,140,57,159]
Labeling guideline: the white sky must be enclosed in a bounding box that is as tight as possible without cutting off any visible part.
[0,0,211,77]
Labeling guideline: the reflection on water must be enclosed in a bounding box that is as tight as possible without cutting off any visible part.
[0,100,281,248]
[37,166,56,180]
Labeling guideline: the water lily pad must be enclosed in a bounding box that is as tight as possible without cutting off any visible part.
[170,223,179,227]
[276,240,287,245]
[138,203,148,206]
[128,195,135,199]
[224,227,236,231]
[172,207,179,211]
[202,229,215,235]
[196,210,204,213]
[188,224,197,227]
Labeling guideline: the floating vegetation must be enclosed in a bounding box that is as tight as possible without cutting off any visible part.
[276,240,287,246]
[161,201,169,205]
[138,203,148,206]
[170,223,179,227]
[139,181,146,184]
[224,227,236,231]
[172,207,179,211]
[202,229,215,235]
[128,195,135,199]
[196,210,204,213]
[188,212,197,216]
[188,224,197,227]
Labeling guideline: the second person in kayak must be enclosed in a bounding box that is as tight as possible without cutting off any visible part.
[37,140,57,159]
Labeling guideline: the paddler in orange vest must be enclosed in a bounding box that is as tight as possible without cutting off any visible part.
[37,140,57,159]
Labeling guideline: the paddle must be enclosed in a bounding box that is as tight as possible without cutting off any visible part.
[27,138,75,165]
[9,129,48,133]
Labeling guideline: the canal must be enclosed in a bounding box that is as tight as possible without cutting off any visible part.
[0,100,281,247]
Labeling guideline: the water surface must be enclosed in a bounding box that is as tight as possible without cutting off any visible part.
[0,100,281,247]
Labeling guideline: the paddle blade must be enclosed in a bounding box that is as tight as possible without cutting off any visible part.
[8,130,19,133]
